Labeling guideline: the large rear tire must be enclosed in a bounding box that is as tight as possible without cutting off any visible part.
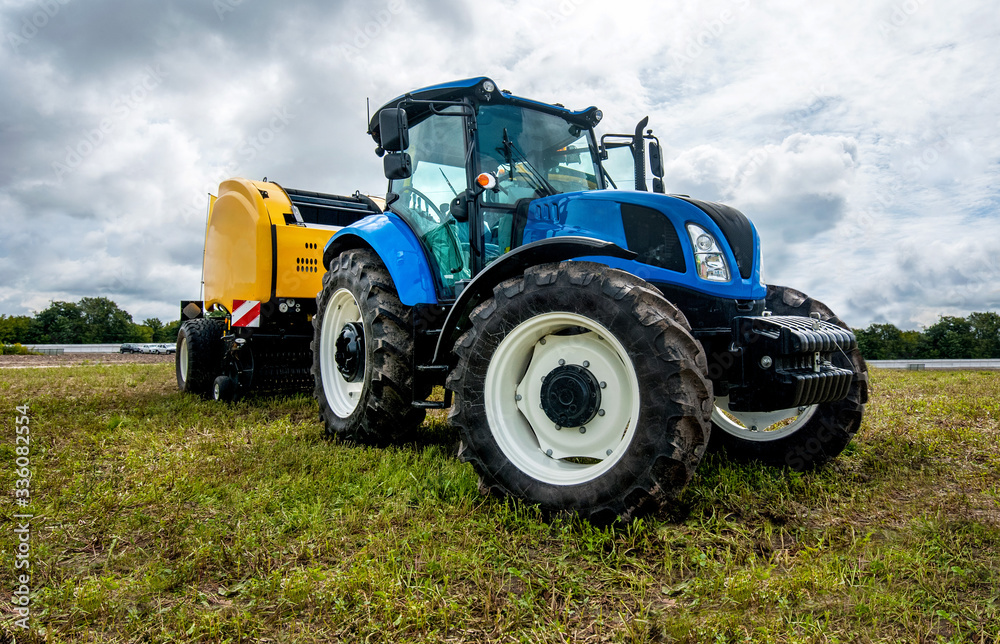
[176,318,225,396]
[448,262,713,524]
[708,285,868,470]
[312,248,430,444]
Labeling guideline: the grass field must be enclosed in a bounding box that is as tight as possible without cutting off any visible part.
[1,364,998,643]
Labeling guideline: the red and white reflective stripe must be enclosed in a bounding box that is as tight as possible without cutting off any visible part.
[231,300,261,328]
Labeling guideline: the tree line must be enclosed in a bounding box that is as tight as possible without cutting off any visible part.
[853,312,1000,360]
[0,297,181,345]
[2,297,997,360]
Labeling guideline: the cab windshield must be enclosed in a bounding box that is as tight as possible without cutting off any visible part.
[476,104,601,205]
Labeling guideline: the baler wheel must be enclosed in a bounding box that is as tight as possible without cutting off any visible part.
[176,318,225,396]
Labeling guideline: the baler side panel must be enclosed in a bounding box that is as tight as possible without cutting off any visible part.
[273,225,330,300]
[203,178,273,312]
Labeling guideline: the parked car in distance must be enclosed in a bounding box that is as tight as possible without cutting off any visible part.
[120,343,141,354]
[140,343,175,354]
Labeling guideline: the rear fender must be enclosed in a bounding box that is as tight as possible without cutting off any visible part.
[433,236,637,363]
[323,212,438,306]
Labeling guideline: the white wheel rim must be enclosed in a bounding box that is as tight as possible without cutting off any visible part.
[320,288,365,417]
[484,312,640,486]
[711,395,817,441]
[179,337,189,383]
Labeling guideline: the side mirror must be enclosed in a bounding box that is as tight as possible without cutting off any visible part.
[379,108,409,152]
[649,141,664,179]
[449,193,469,222]
[383,152,412,180]
[652,177,665,194]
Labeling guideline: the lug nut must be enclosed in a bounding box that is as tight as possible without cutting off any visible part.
[515,394,522,401]
[558,358,565,366]
[760,356,773,369]
[579,427,587,434]
[583,360,590,368]
[546,449,553,456]
[555,425,562,431]
[539,338,546,345]
[606,449,613,456]
[600,382,607,389]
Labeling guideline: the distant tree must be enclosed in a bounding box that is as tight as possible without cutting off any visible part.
[30,301,85,343]
[143,317,164,337]
[922,316,976,359]
[156,320,182,343]
[78,297,136,343]
[0,314,34,344]
[968,311,1000,358]
[899,330,922,358]
[855,323,906,359]
[130,323,154,343]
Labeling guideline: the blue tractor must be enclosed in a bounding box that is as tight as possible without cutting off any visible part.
[311,77,867,523]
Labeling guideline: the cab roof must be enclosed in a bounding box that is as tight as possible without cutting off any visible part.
[368,77,602,146]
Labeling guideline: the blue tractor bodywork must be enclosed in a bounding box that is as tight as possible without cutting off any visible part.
[319,76,859,418]
[519,190,765,301]
[324,212,440,307]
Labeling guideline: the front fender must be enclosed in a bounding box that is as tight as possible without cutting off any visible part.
[432,236,637,363]
[323,212,438,306]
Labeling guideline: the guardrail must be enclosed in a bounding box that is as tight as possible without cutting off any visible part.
[868,359,1000,371]
[22,344,170,354]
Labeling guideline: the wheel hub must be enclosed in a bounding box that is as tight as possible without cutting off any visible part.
[335,322,365,382]
[540,364,602,428]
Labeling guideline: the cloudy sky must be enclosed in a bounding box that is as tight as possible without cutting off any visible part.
[1,0,997,329]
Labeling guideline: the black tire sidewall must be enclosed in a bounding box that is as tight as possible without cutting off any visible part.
[312,255,376,436]
[710,285,868,469]
[312,248,429,443]
[176,318,224,396]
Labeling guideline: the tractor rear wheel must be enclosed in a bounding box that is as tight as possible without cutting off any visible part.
[448,262,713,524]
[176,318,225,396]
[313,248,430,444]
[708,285,868,470]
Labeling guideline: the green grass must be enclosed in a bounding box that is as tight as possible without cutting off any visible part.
[1,366,999,642]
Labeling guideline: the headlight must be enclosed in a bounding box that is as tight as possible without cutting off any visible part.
[686,224,731,282]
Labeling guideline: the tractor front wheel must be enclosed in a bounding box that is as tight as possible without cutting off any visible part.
[313,248,430,444]
[448,262,713,524]
[708,285,868,470]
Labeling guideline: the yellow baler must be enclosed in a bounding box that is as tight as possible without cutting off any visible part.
[177,178,381,398]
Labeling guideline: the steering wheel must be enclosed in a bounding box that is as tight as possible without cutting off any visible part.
[398,187,443,222]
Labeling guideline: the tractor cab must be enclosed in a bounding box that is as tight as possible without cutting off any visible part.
[371,77,606,299]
